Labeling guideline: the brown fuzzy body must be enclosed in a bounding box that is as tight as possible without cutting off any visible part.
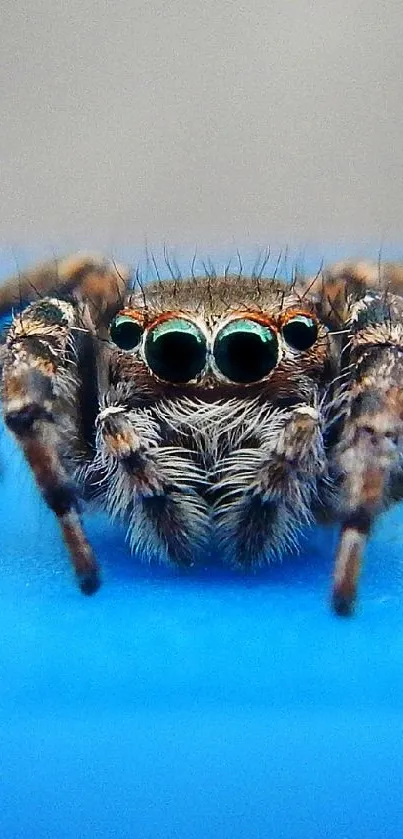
[2,254,403,614]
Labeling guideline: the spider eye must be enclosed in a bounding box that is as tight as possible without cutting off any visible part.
[213,318,279,383]
[110,315,143,350]
[144,318,207,383]
[282,315,318,351]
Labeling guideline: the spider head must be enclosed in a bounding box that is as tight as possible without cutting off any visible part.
[108,276,330,399]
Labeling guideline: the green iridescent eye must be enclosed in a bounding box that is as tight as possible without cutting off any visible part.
[213,318,279,383]
[144,318,207,383]
[110,315,143,350]
[282,315,318,351]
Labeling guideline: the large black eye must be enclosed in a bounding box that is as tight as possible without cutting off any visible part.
[110,315,143,351]
[144,318,207,383]
[282,315,318,351]
[213,318,279,384]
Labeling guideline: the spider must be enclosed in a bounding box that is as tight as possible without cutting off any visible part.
[1,253,403,616]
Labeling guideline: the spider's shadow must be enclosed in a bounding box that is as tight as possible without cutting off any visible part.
[2,416,403,603]
[88,504,403,606]
[0,422,334,597]
[89,513,336,593]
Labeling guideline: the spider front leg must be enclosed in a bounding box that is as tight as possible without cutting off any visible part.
[1,298,100,594]
[331,297,403,616]
[216,403,326,564]
[300,260,403,329]
[0,253,129,328]
[91,400,209,566]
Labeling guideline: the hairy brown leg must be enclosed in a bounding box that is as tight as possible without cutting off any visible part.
[0,253,129,328]
[91,402,209,566]
[215,404,326,564]
[2,297,100,593]
[299,261,403,328]
[297,265,403,614]
[332,377,403,616]
[331,290,403,617]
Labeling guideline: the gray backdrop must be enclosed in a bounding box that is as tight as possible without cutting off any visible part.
[1,0,402,257]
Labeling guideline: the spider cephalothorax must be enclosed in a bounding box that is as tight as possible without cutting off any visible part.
[2,254,403,615]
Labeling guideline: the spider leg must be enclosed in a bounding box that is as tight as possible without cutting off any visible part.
[331,351,403,616]
[215,404,326,565]
[330,286,403,614]
[91,402,209,567]
[299,260,403,331]
[2,297,100,593]
[0,253,130,328]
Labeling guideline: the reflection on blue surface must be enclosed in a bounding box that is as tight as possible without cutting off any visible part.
[1,418,403,838]
[1,249,403,838]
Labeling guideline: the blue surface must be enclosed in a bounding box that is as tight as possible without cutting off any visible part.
[1,251,403,838]
[1,419,403,839]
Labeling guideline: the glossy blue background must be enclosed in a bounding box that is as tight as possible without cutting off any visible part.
[1,251,403,838]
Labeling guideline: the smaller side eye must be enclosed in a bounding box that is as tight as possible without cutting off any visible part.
[110,315,143,351]
[282,315,318,351]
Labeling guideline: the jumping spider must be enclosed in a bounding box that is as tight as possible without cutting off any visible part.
[1,253,403,616]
